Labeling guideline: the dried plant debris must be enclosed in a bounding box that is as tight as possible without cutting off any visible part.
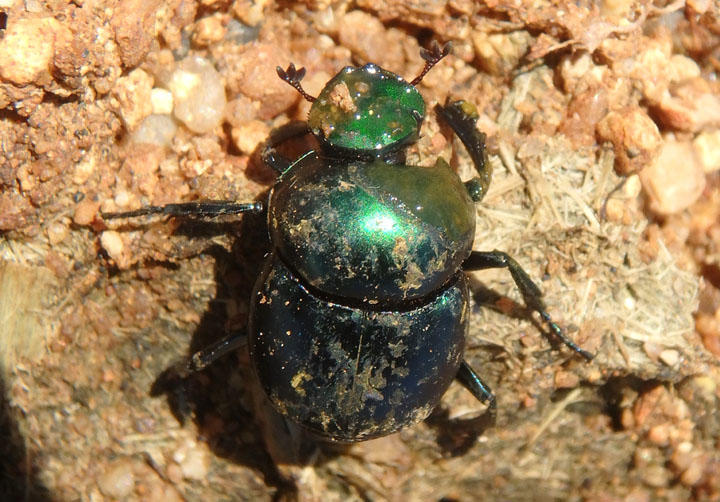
[0,260,59,374]
[0,0,718,501]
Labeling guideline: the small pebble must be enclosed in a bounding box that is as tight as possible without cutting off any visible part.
[554,370,580,389]
[131,114,178,147]
[0,17,69,85]
[623,487,651,502]
[623,174,642,197]
[114,190,131,209]
[167,56,226,134]
[640,138,705,215]
[596,108,662,175]
[225,19,260,44]
[151,88,174,115]
[696,313,720,356]
[659,349,679,366]
[230,43,298,119]
[165,462,183,484]
[172,439,210,481]
[686,0,711,13]
[73,199,100,226]
[693,130,720,173]
[233,0,268,26]
[147,481,184,502]
[652,78,720,132]
[112,68,154,130]
[473,30,532,76]
[73,155,98,185]
[642,464,669,488]
[671,441,694,471]
[101,231,125,262]
[192,14,227,47]
[231,120,270,155]
[668,54,701,82]
[97,458,135,499]
[680,456,705,486]
[46,221,69,245]
[647,423,670,446]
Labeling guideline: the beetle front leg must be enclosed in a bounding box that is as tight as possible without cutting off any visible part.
[435,101,491,203]
[262,121,313,173]
[464,250,593,360]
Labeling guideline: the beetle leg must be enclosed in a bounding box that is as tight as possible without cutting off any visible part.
[262,121,313,173]
[464,250,594,360]
[186,331,247,373]
[456,360,496,412]
[435,101,491,203]
[102,201,264,220]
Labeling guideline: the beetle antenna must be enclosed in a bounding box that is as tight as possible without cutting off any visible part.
[410,40,452,86]
[276,63,316,102]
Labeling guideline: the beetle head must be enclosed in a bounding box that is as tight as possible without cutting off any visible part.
[307,64,425,159]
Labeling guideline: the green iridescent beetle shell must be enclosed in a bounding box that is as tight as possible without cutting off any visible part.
[249,254,468,442]
[269,154,477,303]
[307,64,425,155]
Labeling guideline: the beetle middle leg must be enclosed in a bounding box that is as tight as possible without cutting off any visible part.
[464,250,593,360]
[102,201,265,220]
[186,331,247,373]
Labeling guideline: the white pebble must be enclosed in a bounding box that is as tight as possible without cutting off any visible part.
[130,114,178,147]
[151,87,174,115]
[231,120,270,154]
[693,130,720,173]
[167,56,226,134]
[113,190,131,208]
[101,231,125,261]
[46,221,69,245]
[659,349,680,366]
[640,139,705,215]
[172,439,210,481]
[97,458,135,499]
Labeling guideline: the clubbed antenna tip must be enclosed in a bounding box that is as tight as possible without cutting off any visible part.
[276,63,316,103]
[410,40,453,86]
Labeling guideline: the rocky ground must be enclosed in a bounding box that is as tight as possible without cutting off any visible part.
[1,1,719,501]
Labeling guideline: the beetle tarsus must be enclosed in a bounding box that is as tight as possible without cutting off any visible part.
[463,250,593,360]
[541,313,595,361]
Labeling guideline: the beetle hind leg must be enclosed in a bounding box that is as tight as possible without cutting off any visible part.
[464,250,594,360]
[456,360,496,413]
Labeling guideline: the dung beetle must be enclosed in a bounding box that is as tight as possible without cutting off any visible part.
[103,41,592,443]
